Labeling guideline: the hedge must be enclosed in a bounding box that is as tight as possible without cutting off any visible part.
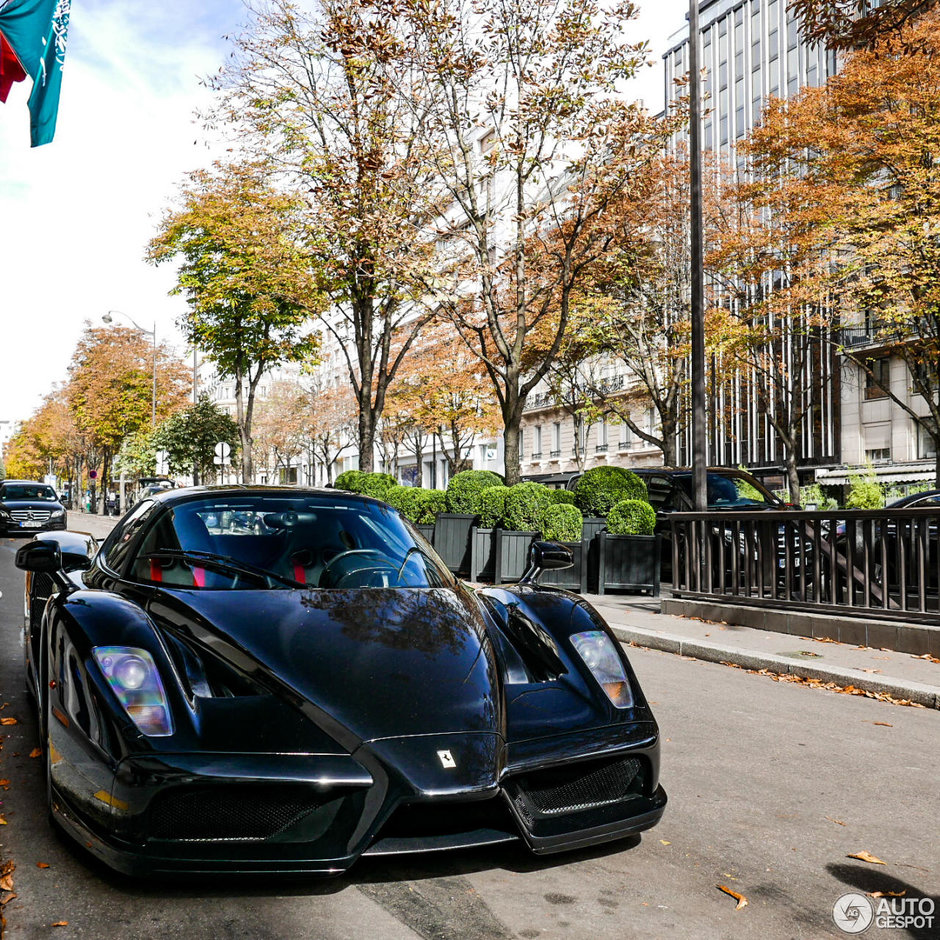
[334,469,364,492]
[478,485,510,528]
[444,469,504,514]
[540,503,584,542]
[414,488,446,524]
[354,472,397,499]
[573,466,647,517]
[606,499,656,536]
[550,489,578,506]
[503,481,553,532]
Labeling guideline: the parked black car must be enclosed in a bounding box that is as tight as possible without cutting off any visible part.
[628,467,796,583]
[15,485,665,876]
[0,480,68,535]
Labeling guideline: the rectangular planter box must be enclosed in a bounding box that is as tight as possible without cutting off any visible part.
[414,522,435,544]
[598,532,661,595]
[494,529,540,584]
[581,517,608,593]
[538,539,586,593]
[434,513,477,576]
[470,527,496,582]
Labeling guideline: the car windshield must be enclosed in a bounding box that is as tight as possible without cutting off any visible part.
[130,494,452,591]
[666,472,778,509]
[1,484,58,501]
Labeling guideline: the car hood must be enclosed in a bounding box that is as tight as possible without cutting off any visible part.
[149,586,502,746]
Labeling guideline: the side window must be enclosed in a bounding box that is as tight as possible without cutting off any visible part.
[101,500,157,574]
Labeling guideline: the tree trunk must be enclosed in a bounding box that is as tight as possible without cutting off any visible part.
[358,411,375,473]
[503,406,523,486]
[785,451,800,505]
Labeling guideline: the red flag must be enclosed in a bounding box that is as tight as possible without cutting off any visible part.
[0,30,26,102]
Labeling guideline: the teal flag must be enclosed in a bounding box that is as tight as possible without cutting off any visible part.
[0,0,70,146]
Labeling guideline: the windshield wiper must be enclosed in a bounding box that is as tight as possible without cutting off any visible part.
[144,549,304,589]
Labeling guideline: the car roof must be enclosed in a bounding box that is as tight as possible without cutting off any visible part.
[888,489,940,507]
[149,484,384,507]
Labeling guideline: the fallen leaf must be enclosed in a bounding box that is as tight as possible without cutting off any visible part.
[0,779,8,788]
[848,851,886,865]
[0,876,11,892]
[861,669,882,674]
[0,718,17,726]
[52,922,69,927]
[29,748,41,759]
[913,653,940,663]
[874,722,892,727]
[869,890,906,898]
[660,840,671,845]
[0,890,17,907]
[0,816,7,826]
[717,885,748,910]
[825,816,846,826]
[36,863,50,869]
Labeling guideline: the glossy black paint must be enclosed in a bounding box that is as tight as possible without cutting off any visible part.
[17,485,665,876]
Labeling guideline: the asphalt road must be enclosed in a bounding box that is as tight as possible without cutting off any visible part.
[1,537,938,940]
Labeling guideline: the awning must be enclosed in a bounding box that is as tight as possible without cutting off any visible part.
[815,463,936,486]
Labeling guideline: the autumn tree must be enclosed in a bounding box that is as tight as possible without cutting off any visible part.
[251,380,310,482]
[395,0,674,484]
[791,0,937,48]
[150,160,322,484]
[207,0,445,473]
[738,8,940,486]
[305,381,357,485]
[386,329,500,478]
[5,389,82,486]
[66,326,190,509]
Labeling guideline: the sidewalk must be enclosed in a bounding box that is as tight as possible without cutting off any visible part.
[587,592,940,710]
[67,512,119,541]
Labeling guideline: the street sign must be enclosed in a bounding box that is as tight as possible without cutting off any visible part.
[89,470,97,479]
[155,450,169,475]
[214,441,231,459]
[213,456,226,466]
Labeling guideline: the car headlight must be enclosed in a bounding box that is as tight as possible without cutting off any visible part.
[50,509,65,519]
[570,630,634,708]
[93,647,174,736]
[0,508,10,520]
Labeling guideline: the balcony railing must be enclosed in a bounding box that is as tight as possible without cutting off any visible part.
[595,444,609,453]
[549,449,561,458]
[669,507,940,626]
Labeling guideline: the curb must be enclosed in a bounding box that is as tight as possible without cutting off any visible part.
[611,625,940,710]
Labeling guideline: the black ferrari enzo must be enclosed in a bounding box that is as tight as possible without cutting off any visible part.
[15,486,665,876]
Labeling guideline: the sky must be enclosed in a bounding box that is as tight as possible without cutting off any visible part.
[0,0,689,428]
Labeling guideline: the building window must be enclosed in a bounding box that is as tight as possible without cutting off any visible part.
[533,425,542,458]
[596,420,609,453]
[865,448,891,464]
[550,422,561,458]
[917,422,938,459]
[864,359,890,400]
[619,421,632,451]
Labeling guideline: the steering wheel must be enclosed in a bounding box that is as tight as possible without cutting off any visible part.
[319,549,398,588]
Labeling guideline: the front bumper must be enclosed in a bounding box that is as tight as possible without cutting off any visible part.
[48,723,665,876]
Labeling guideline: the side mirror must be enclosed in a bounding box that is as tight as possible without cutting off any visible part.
[15,540,62,573]
[520,540,574,584]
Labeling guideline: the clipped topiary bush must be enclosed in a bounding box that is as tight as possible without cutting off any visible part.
[478,485,510,528]
[385,484,413,515]
[414,488,446,524]
[354,472,397,499]
[444,469,504,514]
[606,499,656,536]
[550,489,578,506]
[334,469,364,492]
[540,503,584,542]
[503,481,553,532]
[573,466,647,517]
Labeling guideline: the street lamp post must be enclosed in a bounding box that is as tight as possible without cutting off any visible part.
[102,310,157,427]
[689,0,707,512]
